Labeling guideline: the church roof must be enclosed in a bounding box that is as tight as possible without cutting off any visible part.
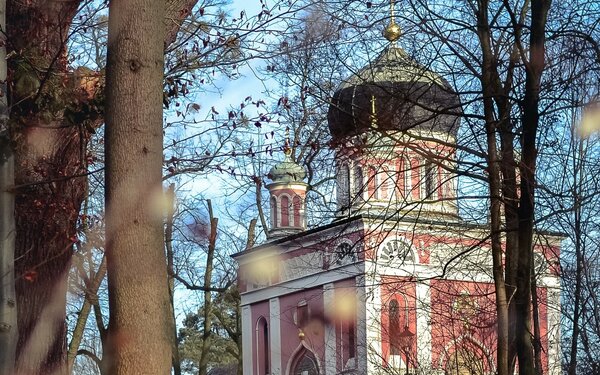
[267,152,307,183]
[327,45,461,140]
[337,45,446,90]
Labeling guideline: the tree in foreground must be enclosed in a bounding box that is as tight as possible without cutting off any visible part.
[104,0,171,373]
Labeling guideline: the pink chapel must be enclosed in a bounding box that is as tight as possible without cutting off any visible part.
[232,15,562,375]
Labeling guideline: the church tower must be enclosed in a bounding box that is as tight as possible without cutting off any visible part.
[327,17,461,220]
[233,3,562,375]
[266,139,309,239]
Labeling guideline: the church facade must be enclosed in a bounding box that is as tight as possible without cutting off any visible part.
[232,20,562,375]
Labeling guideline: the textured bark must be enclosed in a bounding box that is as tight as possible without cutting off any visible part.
[515,1,551,374]
[567,138,584,375]
[5,1,197,372]
[7,3,85,372]
[66,255,107,374]
[104,0,170,373]
[198,200,218,375]
[0,0,17,372]
[475,2,509,374]
[165,184,181,375]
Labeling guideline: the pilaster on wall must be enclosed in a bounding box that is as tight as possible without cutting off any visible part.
[323,283,336,375]
[242,306,253,375]
[269,298,282,375]
[416,280,432,373]
[546,287,561,375]
[362,271,382,373]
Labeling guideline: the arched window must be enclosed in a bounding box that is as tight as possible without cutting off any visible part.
[295,300,309,328]
[368,166,378,199]
[338,308,356,369]
[380,240,414,265]
[380,165,394,200]
[256,317,270,375]
[281,195,290,226]
[411,159,420,200]
[291,349,319,375]
[533,252,547,275]
[270,196,278,227]
[353,165,364,199]
[292,195,302,227]
[424,161,437,198]
[337,163,350,208]
[389,299,401,355]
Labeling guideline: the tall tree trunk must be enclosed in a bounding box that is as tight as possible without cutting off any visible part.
[475,2,509,374]
[531,268,543,375]
[4,1,196,372]
[567,132,584,375]
[7,3,85,372]
[104,0,171,373]
[515,1,551,374]
[198,200,218,375]
[0,0,17,371]
[67,255,107,374]
[165,184,181,375]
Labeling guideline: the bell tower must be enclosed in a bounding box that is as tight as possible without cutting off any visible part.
[266,139,309,238]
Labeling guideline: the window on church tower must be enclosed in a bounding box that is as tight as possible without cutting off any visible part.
[368,166,378,199]
[281,195,290,226]
[411,159,420,200]
[292,195,302,227]
[533,252,548,275]
[337,163,350,208]
[353,165,364,199]
[424,161,437,198]
[270,196,278,227]
[381,165,395,200]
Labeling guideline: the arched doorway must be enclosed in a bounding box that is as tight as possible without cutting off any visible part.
[291,349,319,375]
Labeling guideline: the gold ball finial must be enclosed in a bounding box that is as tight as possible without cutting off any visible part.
[298,330,305,340]
[383,22,402,42]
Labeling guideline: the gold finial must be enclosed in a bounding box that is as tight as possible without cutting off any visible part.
[370,95,378,128]
[284,127,292,156]
[383,0,402,43]
[298,330,305,340]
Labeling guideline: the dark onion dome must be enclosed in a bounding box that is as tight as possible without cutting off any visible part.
[327,45,461,141]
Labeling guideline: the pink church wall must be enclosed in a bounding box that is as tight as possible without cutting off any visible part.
[380,277,417,368]
[430,280,499,372]
[278,287,327,373]
[429,280,551,372]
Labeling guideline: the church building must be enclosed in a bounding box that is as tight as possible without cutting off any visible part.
[232,9,561,375]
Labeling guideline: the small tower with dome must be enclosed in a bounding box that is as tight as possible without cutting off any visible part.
[266,137,309,238]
